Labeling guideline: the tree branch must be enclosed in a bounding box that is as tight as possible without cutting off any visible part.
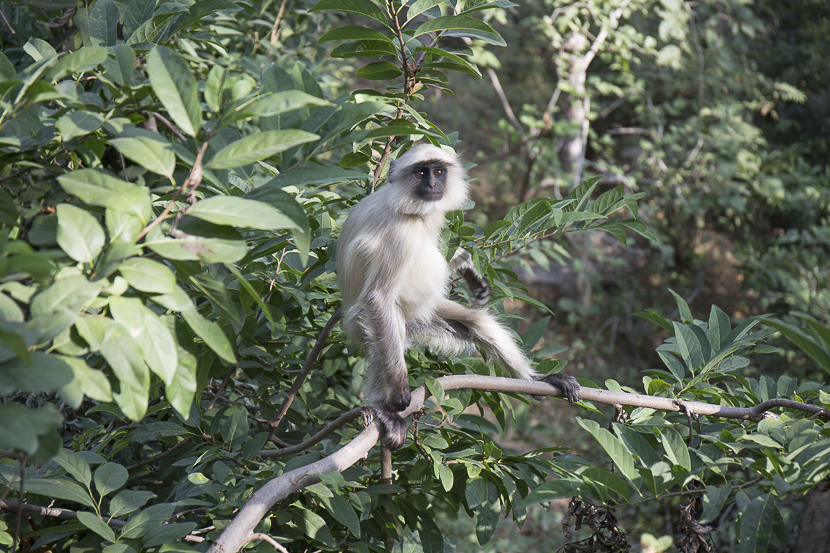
[260,407,361,458]
[267,310,342,442]
[207,375,827,553]
[126,437,192,472]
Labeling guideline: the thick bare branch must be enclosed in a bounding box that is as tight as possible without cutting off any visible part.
[207,375,827,553]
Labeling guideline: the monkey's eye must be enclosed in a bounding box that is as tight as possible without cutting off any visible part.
[416,170,426,178]
[435,169,444,176]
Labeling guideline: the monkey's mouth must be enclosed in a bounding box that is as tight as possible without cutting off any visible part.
[417,190,443,202]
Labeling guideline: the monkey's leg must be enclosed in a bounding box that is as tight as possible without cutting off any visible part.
[409,300,580,403]
[449,248,490,307]
[359,293,411,450]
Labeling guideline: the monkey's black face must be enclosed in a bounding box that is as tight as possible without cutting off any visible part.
[411,160,448,202]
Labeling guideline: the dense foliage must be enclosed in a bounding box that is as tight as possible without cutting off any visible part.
[1,1,829,552]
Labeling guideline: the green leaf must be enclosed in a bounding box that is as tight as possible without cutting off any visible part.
[292,507,337,547]
[673,322,703,371]
[418,515,444,553]
[355,61,402,80]
[181,304,235,363]
[58,169,152,223]
[331,40,398,58]
[147,47,202,137]
[221,406,248,448]
[739,493,775,553]
[118,258,176,294]
[633,309,672,333]
[94,462,128,497]
[24,38,57,62]
[589,186,625,215]
[56,204,105,264]
[76,317,150,420]
[576,418,641,491]
[123,0,155,38]
[765,318,830,372]
[207,130,319,169]
[414,16,505,46]
[658,427,691,472]
[225,91,330,125]
[0,351,72,396]
[322,495,361,538]
[669,288,693,322]
[142,522,198,548]
[56,111,105,140]
[700,485,731,524]
[188,196,300,231]
[77,511,117,543]
[54,448,91,487]
[709,305,731,353]
[145,225,247,264]
[88,0,119,46]
[308,0,388,23]
[0,403,63,458]
[319,26,391,42]
[109,490,156,518]
[24,478,97,509]
[110,132,176,177]
[657,350,686,381]
[0,325,30,364]
[475,477,500,545]
[59,356,113,405]
[109,296,178,385]
[102,45,136,86]
[518,478,581,509]
[415,46,481,76]
[30,276,101,317]
[406,0,446,22]
[120,504,176,539]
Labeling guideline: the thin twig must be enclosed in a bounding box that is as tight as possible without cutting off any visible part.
[267,311,342,442]
[12,455,27,552]
[152,112,188,141]
[261,407,361,458]
[486,68,527,143]
[136,140,208,241]
[125,437,192,472]
[208,367,235,410]
[246,533,289,552]
[0,7,15,35]
[269,0,288,45]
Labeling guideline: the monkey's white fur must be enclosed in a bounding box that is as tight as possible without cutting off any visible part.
[337,145,537,421]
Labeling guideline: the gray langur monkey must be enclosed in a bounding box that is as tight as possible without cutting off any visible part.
[336,144,579,450]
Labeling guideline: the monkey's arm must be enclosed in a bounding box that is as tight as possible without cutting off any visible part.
[449,248,490,307]
[356,282,411,451]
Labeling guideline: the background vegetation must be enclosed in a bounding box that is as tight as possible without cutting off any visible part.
[1,0,829,552]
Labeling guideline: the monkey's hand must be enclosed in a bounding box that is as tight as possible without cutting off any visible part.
[534,373,580,403]
[450,248,490,307]
[459,266,490,307]
[372,409,410,451]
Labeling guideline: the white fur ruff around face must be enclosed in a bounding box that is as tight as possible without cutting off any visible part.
[385,144,468,217]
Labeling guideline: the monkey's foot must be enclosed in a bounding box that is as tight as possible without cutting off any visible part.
[373,409,410,451]
[535,373,580,403]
